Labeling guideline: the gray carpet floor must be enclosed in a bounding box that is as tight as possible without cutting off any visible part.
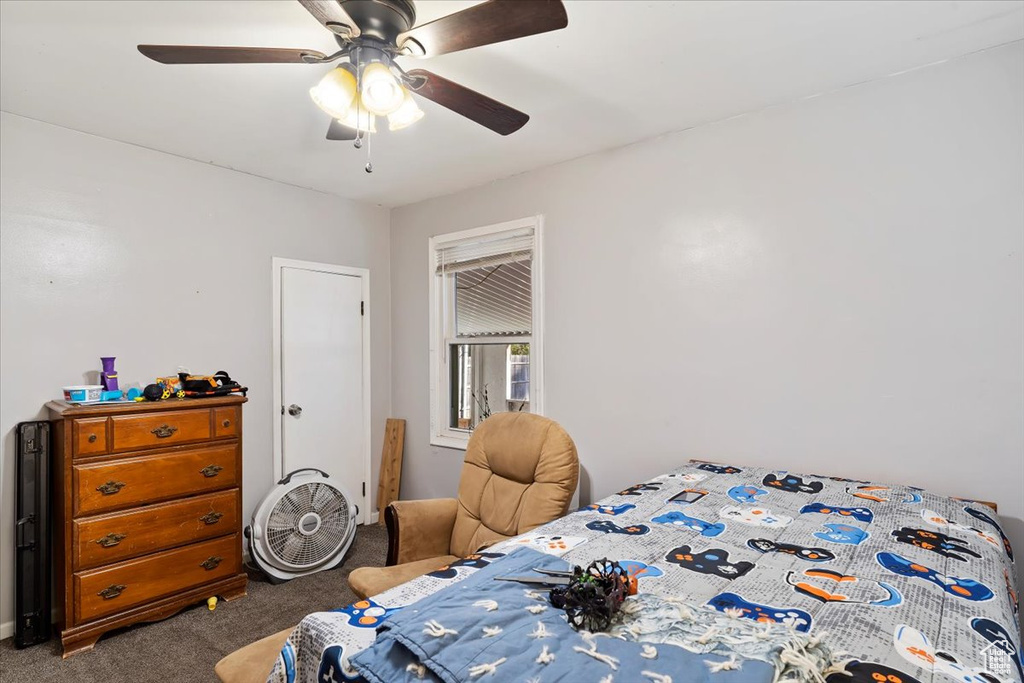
[0,523,386,683]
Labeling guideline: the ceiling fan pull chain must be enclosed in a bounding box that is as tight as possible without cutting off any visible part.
[365,129,374,173]
[364,124,372,174]
[361,62,373,173]
[353,67,365,151]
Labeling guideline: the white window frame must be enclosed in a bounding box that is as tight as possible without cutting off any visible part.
[429,216,544,449]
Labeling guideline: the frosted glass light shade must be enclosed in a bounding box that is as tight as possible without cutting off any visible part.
[310,67,358,119]
[387,91,424,131]
[360,62,404,116]
[337,103,377,133]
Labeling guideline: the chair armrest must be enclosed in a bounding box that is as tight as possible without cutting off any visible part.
[384,498,458,566]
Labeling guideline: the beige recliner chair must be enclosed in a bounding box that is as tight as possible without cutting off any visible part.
[214,412,577,683]
[348,412,579,599]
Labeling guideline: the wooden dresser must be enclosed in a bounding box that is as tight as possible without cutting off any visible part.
[46,395,248,657]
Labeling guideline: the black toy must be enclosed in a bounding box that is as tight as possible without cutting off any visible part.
[178,371,247,398]
[549,558,636,632]
[143,383,164,401]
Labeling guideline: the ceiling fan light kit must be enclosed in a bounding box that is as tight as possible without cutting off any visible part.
[138,0,569,171]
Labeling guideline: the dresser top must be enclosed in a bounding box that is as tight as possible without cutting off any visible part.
[47,394,247,417]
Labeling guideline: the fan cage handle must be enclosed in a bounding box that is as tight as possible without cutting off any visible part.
[277,468,331,486]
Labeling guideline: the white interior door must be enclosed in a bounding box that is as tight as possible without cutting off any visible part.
[280,265,365,515]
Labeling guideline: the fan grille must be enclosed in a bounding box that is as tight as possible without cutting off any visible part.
[265,481,351,568]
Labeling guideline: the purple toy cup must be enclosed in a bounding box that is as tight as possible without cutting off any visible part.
[101,356,119,392]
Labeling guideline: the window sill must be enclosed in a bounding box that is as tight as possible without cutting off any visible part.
[431,433,470,450]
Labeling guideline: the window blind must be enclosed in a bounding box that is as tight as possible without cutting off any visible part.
[434,229,534,274]
[436,228,534,338]
[454,260,532,337]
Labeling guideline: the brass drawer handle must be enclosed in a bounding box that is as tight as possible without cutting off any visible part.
[96,481,126,495]
[200,464,223,478]
[199,511,223,525]
[200,556,222,571]
[88,434,98,443]
[95,532,127,548]
[151,424,178,438]
[221,419,231,428]
[98,584,126,600]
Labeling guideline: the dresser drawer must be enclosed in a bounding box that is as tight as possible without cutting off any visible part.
[73,418,109,456]
[75,534,240,623]
[74,489,239,570]
[213,406,238,439]
[110,408,211,452]
[74,444,238,516]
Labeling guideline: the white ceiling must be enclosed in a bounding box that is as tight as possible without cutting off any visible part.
[2,1,1022,207]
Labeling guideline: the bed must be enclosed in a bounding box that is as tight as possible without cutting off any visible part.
[265,460,1021,683]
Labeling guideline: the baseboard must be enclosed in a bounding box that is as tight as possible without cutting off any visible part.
[0,603,61,642]
[369,511,379,524]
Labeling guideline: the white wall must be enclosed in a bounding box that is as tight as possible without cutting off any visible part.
[390,42,1024,588]
[0,114,391,636]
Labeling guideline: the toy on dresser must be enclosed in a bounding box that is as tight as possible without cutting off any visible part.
[61,357,124,404]
[141,371,247,401]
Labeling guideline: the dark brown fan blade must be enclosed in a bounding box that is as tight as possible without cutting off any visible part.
[406,69,528,135]
[398,0,567,57]
[326,119,356,140]
[297,0,361,38]
[138,45,327,64]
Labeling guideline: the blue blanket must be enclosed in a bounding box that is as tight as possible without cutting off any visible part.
[350,548,774,683]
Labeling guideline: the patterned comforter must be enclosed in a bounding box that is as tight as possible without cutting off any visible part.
[268,461,1021,683]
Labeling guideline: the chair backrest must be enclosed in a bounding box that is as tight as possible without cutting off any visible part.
[450,412,579,558]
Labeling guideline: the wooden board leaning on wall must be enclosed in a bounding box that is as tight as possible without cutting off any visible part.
[377,419,406,523]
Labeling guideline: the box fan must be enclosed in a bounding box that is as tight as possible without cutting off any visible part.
[245,468,357,583]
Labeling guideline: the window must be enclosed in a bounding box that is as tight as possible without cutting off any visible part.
[429,217,543,448]
[506,345,529,402]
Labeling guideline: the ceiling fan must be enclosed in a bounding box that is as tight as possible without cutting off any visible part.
[138,0,568,171]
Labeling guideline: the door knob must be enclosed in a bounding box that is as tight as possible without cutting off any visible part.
[287,404,303,417]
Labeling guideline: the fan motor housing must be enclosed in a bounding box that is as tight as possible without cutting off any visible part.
[299,512,322,536]
[338,0,417,45]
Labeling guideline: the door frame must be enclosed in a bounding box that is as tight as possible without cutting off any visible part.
[272,257,372,525]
